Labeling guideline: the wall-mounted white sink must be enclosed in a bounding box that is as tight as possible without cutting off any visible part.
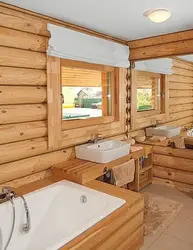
[146,126,181,138]
[75,140,131,163]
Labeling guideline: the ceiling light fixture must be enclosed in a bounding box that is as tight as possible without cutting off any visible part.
[144,9,171,23]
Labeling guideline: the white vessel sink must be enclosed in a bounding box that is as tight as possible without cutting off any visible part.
[75,140,131,163]
[146,126,181,138]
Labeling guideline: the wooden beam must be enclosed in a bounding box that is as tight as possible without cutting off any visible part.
[161,74,169,120]
[128,29,193,48]
[130,68,137,130]
[130,39,193,61]
[47,56,62,149]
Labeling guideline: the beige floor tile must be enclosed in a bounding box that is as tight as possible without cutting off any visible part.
[164,216,193,244]
[179,202,193,221]
[140,230,163,250]
[148,233,193,250]
[142,184,192,206]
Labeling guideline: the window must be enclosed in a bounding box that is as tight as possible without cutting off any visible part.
[136,71,161,113]
[60,59,118,127]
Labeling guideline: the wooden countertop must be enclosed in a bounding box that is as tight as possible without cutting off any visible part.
[15,176,144,250]
[52,145,152,184]
[141,135,193,147]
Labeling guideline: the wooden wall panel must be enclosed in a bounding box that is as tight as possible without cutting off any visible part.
[0,47,46,69]
[0,121,47,145]
[0,26,47,52]
[0,86,47,104]
[0,67,47,86]
[0,104,47,124]
[0,148,75,184]
[0,3,127,187]
[0,5,49,37]
[153,165,193,185]
[153,154,193,172]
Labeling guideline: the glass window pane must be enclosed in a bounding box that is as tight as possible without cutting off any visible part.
[61,67,113,120]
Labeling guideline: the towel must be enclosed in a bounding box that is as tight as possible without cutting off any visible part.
[111,159,135,187]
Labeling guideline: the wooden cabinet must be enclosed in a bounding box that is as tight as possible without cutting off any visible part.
[128,146,153,191]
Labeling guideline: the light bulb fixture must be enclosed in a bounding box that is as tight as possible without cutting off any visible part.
[144,9,171,23]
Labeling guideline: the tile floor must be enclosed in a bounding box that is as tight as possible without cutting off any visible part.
[140,184,193,250]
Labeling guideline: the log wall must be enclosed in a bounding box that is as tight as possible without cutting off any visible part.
[153,146,193,192]
[0,4,126,188]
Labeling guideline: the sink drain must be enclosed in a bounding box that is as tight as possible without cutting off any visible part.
[80,195,87,204]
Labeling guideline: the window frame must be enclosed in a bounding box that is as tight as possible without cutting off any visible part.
[60,59,119,130]
[47,56,126,149]
[130,69,169,130]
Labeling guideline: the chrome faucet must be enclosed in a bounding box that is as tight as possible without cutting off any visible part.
[152,119,162,128]
[0,187,15,203]
[0,187,30,234]
[88,133,104,143]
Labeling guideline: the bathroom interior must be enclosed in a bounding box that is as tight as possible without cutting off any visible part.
[1,0,193,250]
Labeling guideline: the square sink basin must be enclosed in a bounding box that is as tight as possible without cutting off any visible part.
[146,126,181,138]
[75,140,131,163]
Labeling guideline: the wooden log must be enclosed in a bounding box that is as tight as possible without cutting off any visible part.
[153,165,193,185]
[0,137,48,164]
[0,6,49,37]
[172,59,193,71]
[0,26,46,52]
[169,82,193,90]
[0,104,47,124]
[169,75,193,84]
[172,67,193,78]
[0,122,122,165]
[153,177,193,193]
[0,169,52,189]
[0,147,75,184]
[0,86,47,104]
[0,67,46,86]
[153,154,193,172]
[169,90,193,98]
[127,30,193,48]
[0,121,47,145]
[169,97,193,105]
[164,116,193,127]
[153,146,193,160]
[130,39,193,61]
[0,46,46,69]
[169,103,193,113]
[169,110,193,121]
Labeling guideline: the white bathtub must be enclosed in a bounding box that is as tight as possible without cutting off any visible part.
[0,180,125,250]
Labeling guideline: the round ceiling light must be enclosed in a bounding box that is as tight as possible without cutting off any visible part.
[144,9,171,23]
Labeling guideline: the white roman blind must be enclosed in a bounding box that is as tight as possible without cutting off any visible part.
[135,58,173,75]
[47,24,130,68]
